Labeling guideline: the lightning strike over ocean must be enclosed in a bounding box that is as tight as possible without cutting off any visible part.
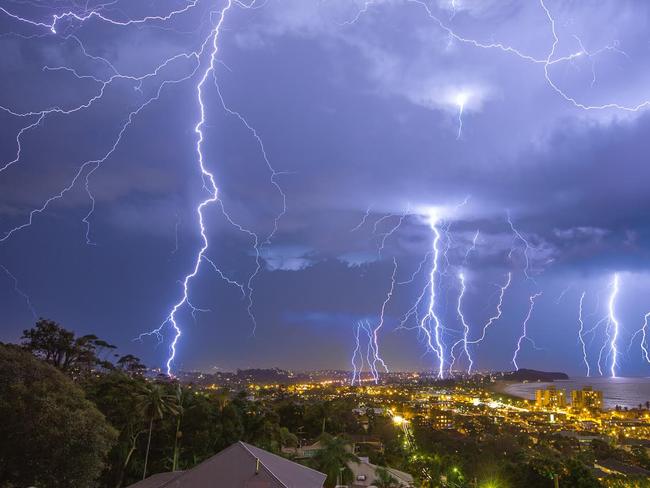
[640,313,650,364]
[607,274,620,378]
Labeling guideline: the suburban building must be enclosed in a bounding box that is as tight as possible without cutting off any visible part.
[128,441,327,488]
[281,440,324,459]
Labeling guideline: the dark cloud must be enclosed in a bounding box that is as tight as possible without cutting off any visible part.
[1,0,650,376]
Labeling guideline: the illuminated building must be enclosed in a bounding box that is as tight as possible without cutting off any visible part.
[535,385,566,409]
[430,409,455,430]
[571,387,604,412]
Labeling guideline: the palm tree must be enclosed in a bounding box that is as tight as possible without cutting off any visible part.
[136,383,179,480]
[172,385,194,472]
[311,434,358,487]
[373,467,398,488]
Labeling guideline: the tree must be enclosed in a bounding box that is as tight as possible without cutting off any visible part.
[136,383,179,480]
[373,467,399,488]
[561,458,601,488]
[116,354,146,375]
[21,318,103,373]
[83,370,149,488]
[311,434,359,488]
[0,344,117,487]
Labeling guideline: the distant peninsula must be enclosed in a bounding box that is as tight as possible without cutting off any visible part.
[497,369,569,382]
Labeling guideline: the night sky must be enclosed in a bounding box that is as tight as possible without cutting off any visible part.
[2,0,650,377]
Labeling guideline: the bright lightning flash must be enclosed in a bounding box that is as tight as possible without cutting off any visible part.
[607,274,620,378]
[420,210,446,378]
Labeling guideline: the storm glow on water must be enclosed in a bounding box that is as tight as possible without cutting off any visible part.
[504,377,650,409]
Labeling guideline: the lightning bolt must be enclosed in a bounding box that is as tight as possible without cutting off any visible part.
[147,0,242,375]
[397,251,432,286]
[211,79,287,245]
[0,1,201,35]
[577,291,590,376]
[344,0,650,136]
[395,212,445,376]
[555,284,572,304]
[607,273,620,377]
[350,205,373,232]
[1,70,197,244]
[512,292,543,370]
[627,312,650,364]
[1,1,285,375]
[507,212,536,282]
[171,212,181,255]
[351,321,364,385]
[420,211,445,378]
[596,274,620,377]
[374,207,410,255]
[449,271,472,374]
[1,264,37,318]
[640,313,650,364]
[462,229,479,265]
[363,319,380,383]
[408,0,650,114]
[455,92,468,140]
[369,257,397,379]
[449,229,481,374]
[467,272,512,345]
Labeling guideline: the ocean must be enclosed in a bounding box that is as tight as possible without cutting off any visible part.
[503,377,650,409]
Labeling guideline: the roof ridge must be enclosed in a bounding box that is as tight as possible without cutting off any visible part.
[241,441,328,478]
[239,441,289,488]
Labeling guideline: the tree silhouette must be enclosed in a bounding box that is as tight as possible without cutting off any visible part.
[21,319,107,373]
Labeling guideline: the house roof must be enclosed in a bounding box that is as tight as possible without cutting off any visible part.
[125,473,183,488]
[595,459,650,476]
[127,441,326,488]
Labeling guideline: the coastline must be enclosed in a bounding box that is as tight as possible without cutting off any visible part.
[489,380,531,402]
[495,377,650,409]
